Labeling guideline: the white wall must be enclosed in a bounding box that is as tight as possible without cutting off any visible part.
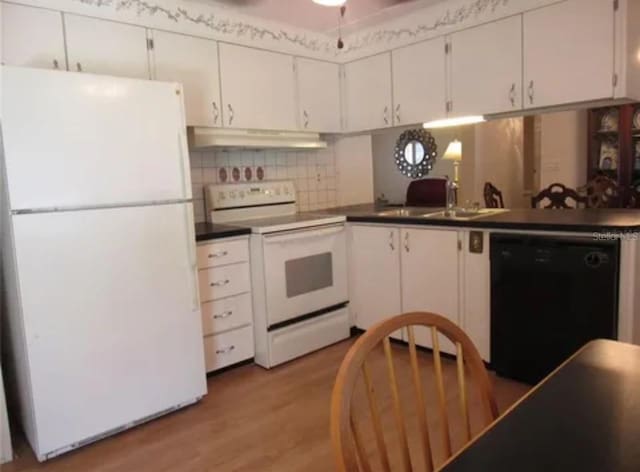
[334,135,374,206]
[537,110,588,190]
[473,118,526,208]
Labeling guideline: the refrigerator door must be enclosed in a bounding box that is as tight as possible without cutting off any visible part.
[11,202,206,458]
[2,66,191,211]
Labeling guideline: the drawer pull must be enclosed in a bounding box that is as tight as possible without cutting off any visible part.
[208,251,228,259]
[213,310,233,319]
[216,345,236,355]
[210,279,230,287]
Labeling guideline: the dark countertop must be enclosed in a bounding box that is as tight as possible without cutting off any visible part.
[315,204,640,232]
[194,222,251,242]
[441,340,640,472]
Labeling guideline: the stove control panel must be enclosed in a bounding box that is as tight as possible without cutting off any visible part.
[206,180,296,211]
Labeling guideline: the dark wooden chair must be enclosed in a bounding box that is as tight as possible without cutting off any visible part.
[628,182,640,209]
[531,183,587,209]
[406,178,447,207]
[483,182,505,208]
[579,175,620,208]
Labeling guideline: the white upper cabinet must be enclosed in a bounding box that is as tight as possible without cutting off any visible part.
[64,14,150,79]
[218,43,297,130]
[296,58,341,133]
[152,31,222,128]
[400,228,460,354]
[449,16,523,116]
[392,37,447,125]
[344,53,392,132]
[523,0,615,109]
[2,3,66,70]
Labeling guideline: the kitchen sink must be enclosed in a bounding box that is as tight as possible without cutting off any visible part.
[421,208,510,220]
[375,207,442,218]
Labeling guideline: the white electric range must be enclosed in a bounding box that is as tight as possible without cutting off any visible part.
[205,181,350,368]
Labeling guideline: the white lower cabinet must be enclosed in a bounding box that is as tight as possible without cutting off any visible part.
[349,224,489,360]
[197,237,254,372]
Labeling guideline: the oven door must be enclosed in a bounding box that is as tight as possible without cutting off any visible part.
[262,224,348,327]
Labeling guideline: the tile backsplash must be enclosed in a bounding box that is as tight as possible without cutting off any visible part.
[189,147,339,223]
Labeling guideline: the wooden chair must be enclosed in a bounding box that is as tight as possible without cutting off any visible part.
[483,182,505,209]
[579,175,620,208]
[531,183,587,209]
[628,182,640,209]
[330,312,498,472]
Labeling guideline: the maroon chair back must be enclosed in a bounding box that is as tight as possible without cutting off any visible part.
[406,178,447,207]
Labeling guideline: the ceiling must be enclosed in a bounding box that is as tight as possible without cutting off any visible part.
[201,0,447,35]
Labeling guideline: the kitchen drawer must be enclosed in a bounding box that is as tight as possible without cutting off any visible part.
[203,325,254,372]
[198,262,250,302]
[197,238,249,269]
[268,307,349,367]
[201,292,253,336]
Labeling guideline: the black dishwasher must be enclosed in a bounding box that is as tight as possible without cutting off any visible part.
[490,234,619,384]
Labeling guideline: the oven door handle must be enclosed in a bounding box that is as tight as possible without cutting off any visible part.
[262,224,345,244]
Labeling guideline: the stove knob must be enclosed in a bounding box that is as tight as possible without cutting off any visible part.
[275,188,281,196]
[229,191,237,199]
[218,192,225,200]
[284,187,290,195]
[239,190,245,198]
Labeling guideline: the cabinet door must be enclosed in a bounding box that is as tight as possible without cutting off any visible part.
[392,38,447,125]
[344,53,392,132]
[523,0,614,109]
[64,14,150,79]
[401,228,460,354]
[349,226,402,338]
[219,43,297,130]
[296,58,341,133]
[450,16,522,116]
[461,231,490,362]
[152,31,222,127]
[2,3,66,70]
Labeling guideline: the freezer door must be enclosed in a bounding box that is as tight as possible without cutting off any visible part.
[2,66,191,210]
[11,203,206,457]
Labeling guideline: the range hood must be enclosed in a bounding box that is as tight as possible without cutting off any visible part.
[187,127,328,150]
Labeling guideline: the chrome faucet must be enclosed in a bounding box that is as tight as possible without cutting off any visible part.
[445,177,458,216]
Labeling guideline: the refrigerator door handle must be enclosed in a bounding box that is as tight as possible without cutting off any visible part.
[183,205,200,311]
[178,132,191,200]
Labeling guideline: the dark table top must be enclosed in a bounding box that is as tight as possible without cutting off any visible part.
[441,340,640,472]
[316,204,640,232]
[194,222,251,242]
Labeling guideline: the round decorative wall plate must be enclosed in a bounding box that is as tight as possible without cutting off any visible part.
[394,129,438,179]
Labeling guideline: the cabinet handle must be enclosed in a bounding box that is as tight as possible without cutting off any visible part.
[404,232,410,253]
[389,231,395,251]
[53,59,59,69]
[528,80,534,105]
[509,83,516,107]
[213,310,233,319]
[76,62,82,72]
[215,345,236,355]
[395,104,401,123]
[210,279,230,287]
[383,106,389,125]
[212,101,219,125]
[303,109,309,129]
[227,104,234,125]
[208,250,228,259]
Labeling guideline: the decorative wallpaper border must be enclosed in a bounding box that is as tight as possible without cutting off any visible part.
[342,0,510,55]
[73,0,336,55]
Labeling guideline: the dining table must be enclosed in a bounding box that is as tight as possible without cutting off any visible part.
[440,339,640,472]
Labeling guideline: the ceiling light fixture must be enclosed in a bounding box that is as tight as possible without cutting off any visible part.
[312,0,347,6]
[423,115,486,129]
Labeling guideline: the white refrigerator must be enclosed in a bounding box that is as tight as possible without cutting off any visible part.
[0,66,207,461]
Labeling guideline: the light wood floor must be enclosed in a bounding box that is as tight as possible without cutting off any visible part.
[3,338,528,472]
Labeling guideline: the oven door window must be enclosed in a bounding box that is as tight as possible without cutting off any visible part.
[285,252,333,298]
